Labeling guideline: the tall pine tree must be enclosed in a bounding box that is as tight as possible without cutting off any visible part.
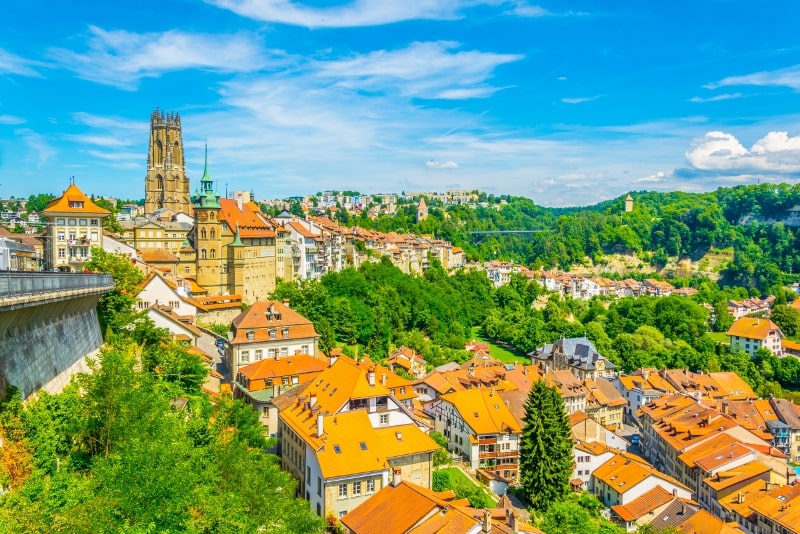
[519,380,573,512]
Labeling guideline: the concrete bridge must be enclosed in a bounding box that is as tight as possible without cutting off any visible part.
[0,271,114,398]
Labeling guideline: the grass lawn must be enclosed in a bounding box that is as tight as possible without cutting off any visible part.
[439,466,498,506]
[470,327,529,364]
[706,331,729,345]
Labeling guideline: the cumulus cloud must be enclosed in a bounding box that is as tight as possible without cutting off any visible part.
[0,48,43,77]
[705,64,800,90]
[48,26,272,89]
[686,130,800,174]
[426,159,459,169]
[315,41,522,100]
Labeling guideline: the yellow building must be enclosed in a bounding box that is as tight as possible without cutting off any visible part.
[274,356,438,520]
[118,219,192,254]
[188,150,279,303]
[41,182,110,271]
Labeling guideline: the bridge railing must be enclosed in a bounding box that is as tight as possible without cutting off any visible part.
[0,271,115,298]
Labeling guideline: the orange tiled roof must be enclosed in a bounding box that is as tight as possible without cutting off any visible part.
[748,483,800,532]
[676,509,744,534]
[611,485,674,522]
[726,317,782,341]
[440,388,521,435]
[341,480,478,534]
[139,248,180,263]
[42,183,111,216]
[230,300,319,343]
[593,452,689,496]
[703,462,772,492]
[218,198,276,238]
[239,354,329,382]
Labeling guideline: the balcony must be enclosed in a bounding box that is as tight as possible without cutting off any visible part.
[477,437,497,445]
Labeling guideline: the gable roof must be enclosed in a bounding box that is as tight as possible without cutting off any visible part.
[218,198,275,238]
[231,300,319,343]
[726,317,782,341]
[440,388,521,435]
[610,485,674,522]
[238,354,329,381]
[341,480,479,534]
[593,452,689,496]
[42,183,111,216]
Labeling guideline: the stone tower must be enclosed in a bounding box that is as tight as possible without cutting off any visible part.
[624,193,633,213]
[144,109,191,216]
[192,146,224,294]
[417,196,428,222]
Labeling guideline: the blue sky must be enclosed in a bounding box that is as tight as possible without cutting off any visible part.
[2,1,800,207]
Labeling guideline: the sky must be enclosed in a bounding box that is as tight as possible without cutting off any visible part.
[2,1,800,207]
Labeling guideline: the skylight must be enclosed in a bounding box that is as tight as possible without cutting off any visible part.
[360,442,367,450]
[334,444,341,454]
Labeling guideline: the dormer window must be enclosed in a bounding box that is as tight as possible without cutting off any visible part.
[69,201,84,209]
[269,329,277,340]
[282,327,290,339]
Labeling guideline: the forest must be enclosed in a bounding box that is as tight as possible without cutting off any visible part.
[0,249,324,533]
[325,183,800,293]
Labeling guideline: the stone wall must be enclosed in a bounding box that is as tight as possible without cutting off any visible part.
[0,293,104,399]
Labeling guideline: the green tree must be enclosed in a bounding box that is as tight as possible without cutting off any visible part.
[519,381,573,512]
[770,304,800,338]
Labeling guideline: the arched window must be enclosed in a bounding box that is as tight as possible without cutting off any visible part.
[201,249,207,259]
[200,228,207,239]
[210,212,216,221]
[210,249,216,259]
[210,229,216,239]
[156,175,164,191]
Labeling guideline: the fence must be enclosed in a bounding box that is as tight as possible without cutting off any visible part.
[0,271,114,299]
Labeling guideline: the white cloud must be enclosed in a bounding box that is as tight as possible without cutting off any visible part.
[0,115,25,125]
[316,41,521,100]
[689,92,743,103]
[561,95,600,104]
[685,130,800,173]
[48,26,272,89]
[705,64,800,90]
[0,48,43,77]
[14,128,55,169]
[207,0,499,28]
[506,2,549,17]
[426,159,459,169]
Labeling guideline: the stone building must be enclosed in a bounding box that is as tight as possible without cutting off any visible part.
[144,109,191,216]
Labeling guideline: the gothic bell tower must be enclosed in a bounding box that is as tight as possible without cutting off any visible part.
[144,108,191,216]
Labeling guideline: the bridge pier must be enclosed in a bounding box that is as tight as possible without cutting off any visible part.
[0,273,113,399]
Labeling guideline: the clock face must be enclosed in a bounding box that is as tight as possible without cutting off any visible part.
[198,212,208,222]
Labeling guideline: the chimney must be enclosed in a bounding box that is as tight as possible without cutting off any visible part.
[737,492,745,504]
[469,363,476,377]
[672,489,678,497]
[309,393,317,408]
[237,197,243,210]
[721,401,728,415]
[316,413,324,437]
[482,509,492,533]
[283,298,290,309]
[392,467,402,487]
[381,373,387,386]
[368,369,376,386]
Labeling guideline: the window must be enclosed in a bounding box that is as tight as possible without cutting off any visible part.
[90,219,98,226]
[240,350,250,363]
[379,414,388,425]
[353,482,361,496]
[68,219,76,226]
[91,231,98,242]
[269,329,277,340]
[282,327,290,339]
[366,479,375,493]
[184,267,190,274]
[210,249,216,259]
[57,232,65,241]
[57,248,65,258]
[301,344,309,354]
[57,218,65,225]
[255,350,263,361]
[338,484,347,498]
[317,477,322,497]
[281,347,288,357]
[338,511,347,519]
[79,219,87,226]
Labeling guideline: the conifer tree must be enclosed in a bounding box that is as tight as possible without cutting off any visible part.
[519,380,573,512]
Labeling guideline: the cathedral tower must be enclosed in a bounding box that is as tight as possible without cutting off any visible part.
[144,108,191,215]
